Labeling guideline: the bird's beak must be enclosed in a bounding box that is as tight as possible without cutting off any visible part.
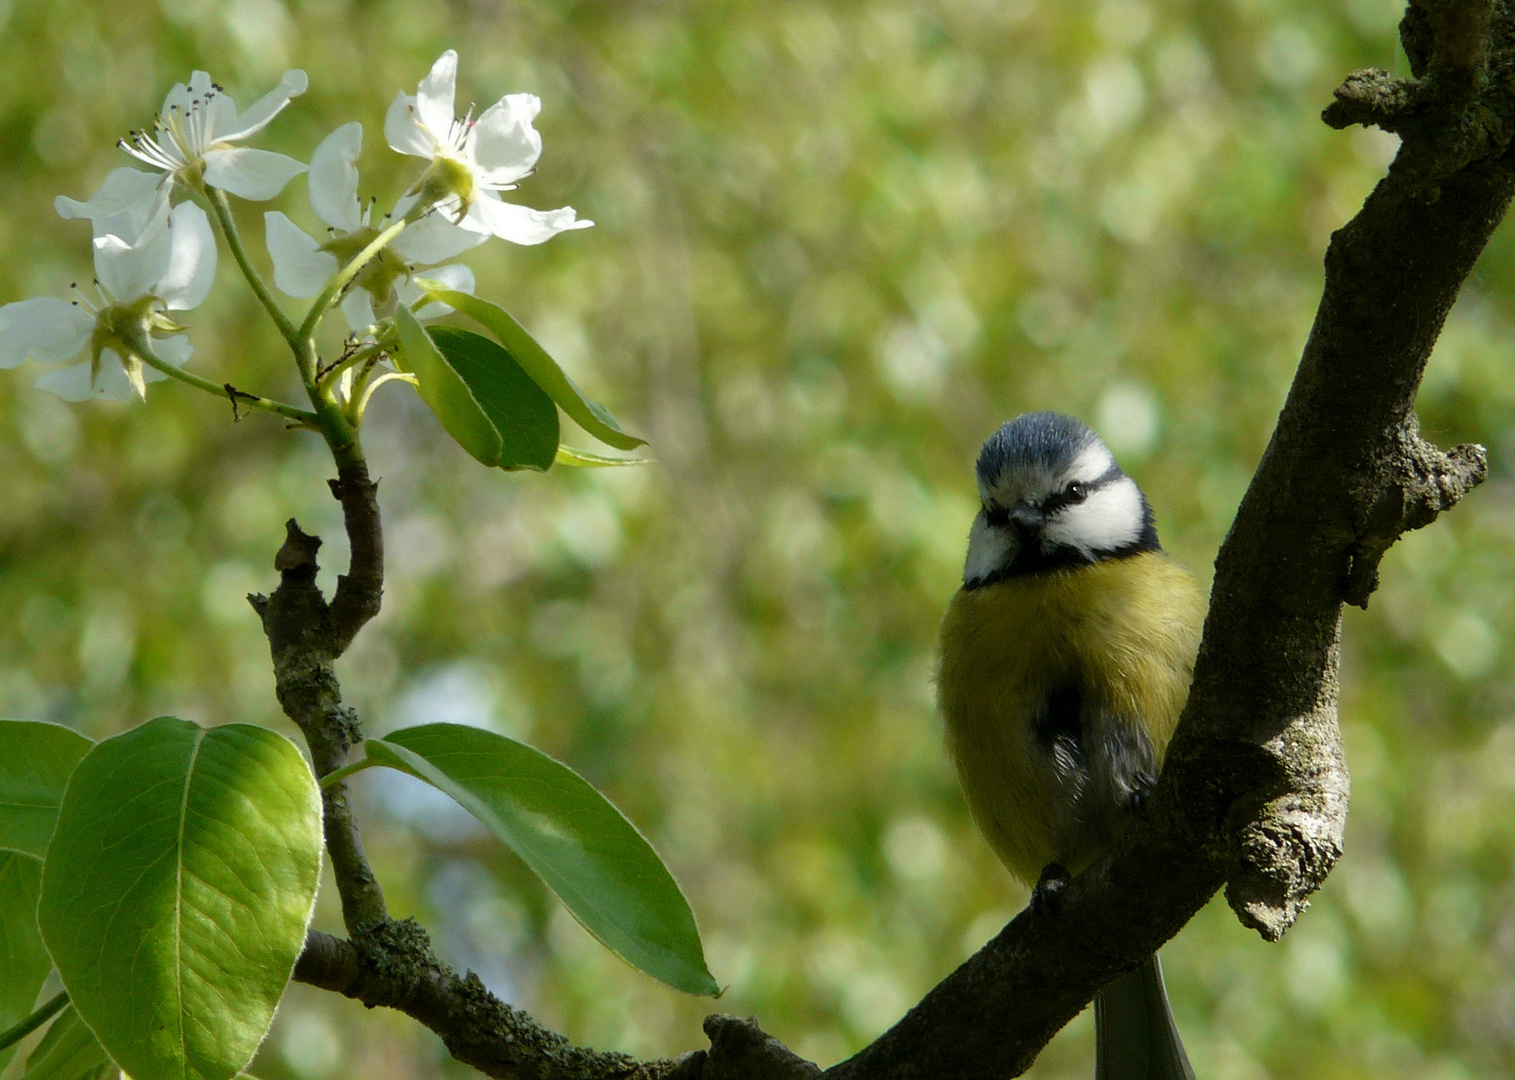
[1008,501,1044,537]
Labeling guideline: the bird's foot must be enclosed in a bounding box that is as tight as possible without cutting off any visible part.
[1125,771,1157,817]
[1030,862,1071,917]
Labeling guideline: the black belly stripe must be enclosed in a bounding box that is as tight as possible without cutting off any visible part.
[1034,682,1084,763]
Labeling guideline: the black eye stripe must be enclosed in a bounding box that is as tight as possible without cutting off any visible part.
[1041,467,1123,513]
[980,466,1125,523]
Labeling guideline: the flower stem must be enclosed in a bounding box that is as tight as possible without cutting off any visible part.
[318,340,390,395]
[0,991,68,1053]
[135,342,318,424]
[299,218,409,342]
[206,188,301,350]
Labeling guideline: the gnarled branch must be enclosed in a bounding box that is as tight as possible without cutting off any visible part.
[282,3,1515,1076]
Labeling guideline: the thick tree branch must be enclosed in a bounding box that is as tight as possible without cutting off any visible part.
[815,7,1514,1076]
[284,6,1514,1078]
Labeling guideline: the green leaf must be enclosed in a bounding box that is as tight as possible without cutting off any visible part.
[430,326,559,471]
[0,720,92,858]
[23,1007,111,1080]
[555,446,654,468]
[0,853,50,1071]
[393,303,503,466]
[415,286,646,451]
[366,724,718,996]
[37,717,323,1080]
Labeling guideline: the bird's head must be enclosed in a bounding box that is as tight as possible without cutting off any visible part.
[963,411,1159,588]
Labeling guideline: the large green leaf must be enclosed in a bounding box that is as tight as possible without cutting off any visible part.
[392,303,503,467]
[22,1007,111,1080]
[0,721,92,858]
[415,286,647,451]
[0,853,50,1071]
[366,723,718,996]
[37,717,323,1080]
[430,326,559,471]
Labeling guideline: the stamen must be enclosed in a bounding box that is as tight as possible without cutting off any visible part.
[69,281,100,314]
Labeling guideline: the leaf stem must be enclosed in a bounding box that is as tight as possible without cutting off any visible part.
[135,342,319,424]
[350,371,417,426]
[206,188,300,349]
[298,218,409,343]
[319,756,381,789]
[0,991,69,1053]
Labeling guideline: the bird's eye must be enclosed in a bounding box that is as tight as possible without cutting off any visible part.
[1065,481,1088,504]
[984,504,1009,527]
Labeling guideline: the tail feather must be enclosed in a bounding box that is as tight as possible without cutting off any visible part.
[1094,953,1195,1080]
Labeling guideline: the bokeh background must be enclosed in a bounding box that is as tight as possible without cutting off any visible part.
[1,0,1513,1077]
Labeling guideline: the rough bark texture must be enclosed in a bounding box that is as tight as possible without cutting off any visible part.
[250,463,387,932]
[294,927,698,1080]
[282,3,1513,1076]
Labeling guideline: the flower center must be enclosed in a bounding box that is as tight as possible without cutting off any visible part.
[410,155,477,223]
[119,85,224,180]
[322,228,411,304]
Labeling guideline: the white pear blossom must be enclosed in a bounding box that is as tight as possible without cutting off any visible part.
[0,203,216,401]
[264,122,480,333]
[385,51,593,245]
[55,69,309,244]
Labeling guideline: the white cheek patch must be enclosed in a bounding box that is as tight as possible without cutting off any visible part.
[1042,476,1144,556]
[1067,441,1116,485]
[963,511,1018,585]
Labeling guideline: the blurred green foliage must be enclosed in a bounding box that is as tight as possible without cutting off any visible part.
[0,0,1512,1078]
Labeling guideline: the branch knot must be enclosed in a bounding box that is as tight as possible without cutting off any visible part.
[700,1017,822,1080]
[1344,431,1487,608]
[1323,0,1512,189]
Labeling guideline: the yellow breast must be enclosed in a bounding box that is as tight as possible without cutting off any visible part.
[936,551,1205,884]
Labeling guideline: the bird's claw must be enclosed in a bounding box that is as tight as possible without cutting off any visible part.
[1030,862,1071,917]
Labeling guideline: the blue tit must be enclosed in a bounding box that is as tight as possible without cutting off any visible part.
[937,411,1205,1080]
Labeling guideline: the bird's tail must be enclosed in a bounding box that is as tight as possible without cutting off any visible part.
[1094,953,1195,1080]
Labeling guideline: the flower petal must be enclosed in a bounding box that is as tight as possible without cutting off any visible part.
[391,202,488,263]
[416,51,459,146]
[264,211,338,297]
[0,298,94,368]
[155,202,217,310]
[159,74,200,118]
[464,193,594,245]
[384,92,436,159]
[55,168,171,245]
[340,289,377,334]
[308,122,364,232]
[35,352,132,402]
[205,81,239,140]
[151,334,194,367]
[467,93,543,188]
[203,147,308,200]
[217,69,309,143]
[94,227,174,301]
[405,263,476,319]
